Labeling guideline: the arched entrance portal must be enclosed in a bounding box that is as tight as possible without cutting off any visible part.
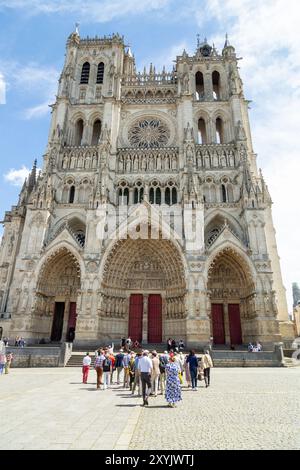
[207,248,255,346]
[34,247,81,342]
[100,238,186,344]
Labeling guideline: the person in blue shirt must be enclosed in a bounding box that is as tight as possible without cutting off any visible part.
[186,350,198,390]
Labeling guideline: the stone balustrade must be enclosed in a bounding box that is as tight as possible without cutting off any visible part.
[122,72,177,86]
[117,147,179,174]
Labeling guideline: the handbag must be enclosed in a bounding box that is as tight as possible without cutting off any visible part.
[197,370,204,381]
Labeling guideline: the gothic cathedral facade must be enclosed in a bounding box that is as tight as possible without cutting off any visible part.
[0,31,295,349]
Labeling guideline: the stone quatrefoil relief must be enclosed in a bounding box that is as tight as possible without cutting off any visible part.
[128,118,170,149]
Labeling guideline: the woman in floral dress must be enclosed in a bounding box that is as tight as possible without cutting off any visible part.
[165,356,182,407]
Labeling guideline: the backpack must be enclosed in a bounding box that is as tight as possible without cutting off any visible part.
[102,358,111,372]
[159,356,168,373]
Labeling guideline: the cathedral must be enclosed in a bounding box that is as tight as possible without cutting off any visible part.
[0,29,295,349]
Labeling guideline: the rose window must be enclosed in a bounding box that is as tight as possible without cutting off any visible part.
[128,118,170,149]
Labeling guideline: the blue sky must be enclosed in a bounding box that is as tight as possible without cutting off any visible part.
[0,0,299,311]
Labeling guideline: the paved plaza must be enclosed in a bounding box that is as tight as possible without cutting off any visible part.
[0,367,299,450]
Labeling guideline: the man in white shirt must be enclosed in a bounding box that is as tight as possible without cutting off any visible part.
[138,350,153,406]
[82,353,91,384]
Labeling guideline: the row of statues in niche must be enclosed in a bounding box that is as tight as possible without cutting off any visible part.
[166,297,186,318]
[61,150,99,170]
[196,148,236,168]
[100,295,127,317]
[118,152,178,173]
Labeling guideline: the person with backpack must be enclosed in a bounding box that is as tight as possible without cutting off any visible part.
[202,350,213,387]
[186,350,198,390]
[159,352,168,394]
[102,352,112,390]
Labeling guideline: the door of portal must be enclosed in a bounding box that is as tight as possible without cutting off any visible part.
[211,303,225,345]
[148,294,162,343]
[51,302,65,342]
[128,294,143,342]
[66,302,77,342]
[228,304,242,345]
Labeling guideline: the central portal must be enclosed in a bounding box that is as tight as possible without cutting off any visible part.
[128,294,162,344]
[101,237,186,345]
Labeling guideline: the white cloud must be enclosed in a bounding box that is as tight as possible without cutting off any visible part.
[0,72,6,104]
[4,166,30,186]
[24,101,51,119]
[0,0,171,22]
[0,61,59,119]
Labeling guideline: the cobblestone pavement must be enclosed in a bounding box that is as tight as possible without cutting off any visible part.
[129,368,300,450]
[0,368,299,450]
[0,368,142,450]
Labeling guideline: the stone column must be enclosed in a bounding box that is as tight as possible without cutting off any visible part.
[223,303,230,345]
[142,294,149,343]
[62,297,70,341]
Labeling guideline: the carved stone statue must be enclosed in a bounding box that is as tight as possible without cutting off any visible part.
[184,122,194,141]
[236,120,246,141]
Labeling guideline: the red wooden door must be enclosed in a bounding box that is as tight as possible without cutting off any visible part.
[67,302,77,342]
[228,304,242,345]
[68,302,77,329]
[211,304,225,345]
[128,294,143,342]
[148,294,162,343]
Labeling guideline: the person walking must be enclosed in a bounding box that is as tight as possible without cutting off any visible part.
[202,350,213,388]
[82,353,91,384]
[167,338,172,352]
[158,352,168,395]
[109,350,116,384]
[138,350,153,406]
[151,351,160,397]
[115,349,125,385]
[165,356,182,407]
[0,353,6,375]
[123,351,130,388]
[5,352,13,374]
[102,352,112,390]
[94,349,105,389]
[128,353,136,391]
[132,352,142,396]
[186,350,198,390]
[184,353,192,388]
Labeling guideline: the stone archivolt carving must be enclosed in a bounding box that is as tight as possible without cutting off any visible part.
[128,118,170,149]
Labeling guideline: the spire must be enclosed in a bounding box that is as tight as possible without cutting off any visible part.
[224,33,230,48]
[75,22,80,36]
[28,159,37,191]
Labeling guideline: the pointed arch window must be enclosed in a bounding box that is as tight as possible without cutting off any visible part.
[96,62,105,84]
[221,184,227,202]
[91,119,102,145]
[195,71,204,100]
[80,62,90,84]
[134,184,144,204]
[198,118,207,144]
[212,71,221,100]
[216,118,224,144]
[172,187,177,205]
[69,185,75,204]
[165,187,171,206]
[75,119,84,146]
